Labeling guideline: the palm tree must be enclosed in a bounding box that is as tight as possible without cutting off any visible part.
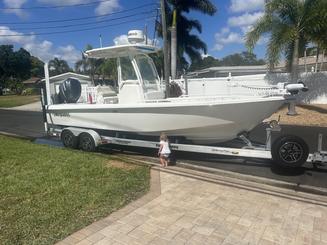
[48,57,71,76]
[159,0,217,73]
[97,59,117,86]
[245,0,326,81]
[75,44,103,84]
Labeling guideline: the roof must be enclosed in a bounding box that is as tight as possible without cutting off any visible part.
[22,77,42,84]
[85,44,160,59]
[41,72,91,82]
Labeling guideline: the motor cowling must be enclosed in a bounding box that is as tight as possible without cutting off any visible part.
[58,78,81,103]
[285,81,309,95]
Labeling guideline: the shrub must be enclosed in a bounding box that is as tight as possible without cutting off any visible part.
[22,88,40,96]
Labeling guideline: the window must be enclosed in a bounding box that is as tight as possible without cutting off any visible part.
[135,55,159,90]
[120,56,137,81]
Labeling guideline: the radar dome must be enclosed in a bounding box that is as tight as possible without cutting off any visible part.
[128,30,144,44]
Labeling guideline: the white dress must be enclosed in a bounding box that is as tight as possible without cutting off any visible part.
[160,140,171,155]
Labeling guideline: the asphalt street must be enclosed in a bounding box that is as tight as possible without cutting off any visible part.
[0,108,327,190]
[0,109,44,138]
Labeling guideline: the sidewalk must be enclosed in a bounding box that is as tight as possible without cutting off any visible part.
[4,101,41,111]
[57,169,327,245]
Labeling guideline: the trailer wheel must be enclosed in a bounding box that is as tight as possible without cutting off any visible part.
[61,129,78,149]
[79,133,96,152]
[272,135,309,168]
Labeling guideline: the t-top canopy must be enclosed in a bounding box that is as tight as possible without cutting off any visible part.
[84,44,160,59]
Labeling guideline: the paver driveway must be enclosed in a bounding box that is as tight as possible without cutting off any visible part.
[58,170,327,245]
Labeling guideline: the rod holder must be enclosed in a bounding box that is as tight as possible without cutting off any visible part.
[287,99,298,116]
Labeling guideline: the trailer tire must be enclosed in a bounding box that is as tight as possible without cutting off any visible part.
[272,135,309,168]
[61,129,78,149]
[79,133,96,152]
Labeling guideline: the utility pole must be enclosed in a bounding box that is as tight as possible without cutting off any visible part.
[99,34,103,48]
[144,24,148,45]
[171,9,177,80]
[160,0,170,97]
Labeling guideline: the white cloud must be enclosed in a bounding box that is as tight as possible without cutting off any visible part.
[23,40,54,62]
[220,27,230,35]
[0,26,34,43]
[241,25,252,34]
[37,0,85,4]
[228,12,263,27]
[230,0,264,13]
[3,0,28,18]
[95,0,120,15]
[201,53,210,59]
[56,45,81,64]
[0,26,81,66]
[213,43,224,51]
[213,28,245,51]
[38,0,120,16]
[257,36,269,45]
[215,31,244,45]
[113,34,129,45]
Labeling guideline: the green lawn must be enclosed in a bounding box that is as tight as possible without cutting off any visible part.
[0,95,40,108]
[0,135,150,245]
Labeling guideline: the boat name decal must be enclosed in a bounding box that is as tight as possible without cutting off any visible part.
[115,139,131,144]
[211,148,239,155]
[53,112,70,117]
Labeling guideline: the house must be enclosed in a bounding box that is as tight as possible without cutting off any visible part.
[188,55,326,78]
[22,77,43,89]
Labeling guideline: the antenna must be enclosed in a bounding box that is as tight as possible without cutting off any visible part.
[153,8,159,46]
[144,24,148,45]
[99,34,103,48]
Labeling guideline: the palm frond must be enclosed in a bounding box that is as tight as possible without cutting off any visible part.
[169,0,217,15]
[245,15,274,52]
[266,22,294,69]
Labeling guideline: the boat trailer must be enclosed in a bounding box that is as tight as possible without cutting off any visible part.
[47,124,327,169]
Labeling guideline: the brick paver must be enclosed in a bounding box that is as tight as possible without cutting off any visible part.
[58,170,327,245]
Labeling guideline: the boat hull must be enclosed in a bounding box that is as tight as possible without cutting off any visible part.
[46,97,284,144]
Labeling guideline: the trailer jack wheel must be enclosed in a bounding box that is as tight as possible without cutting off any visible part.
[272,135,309,168]
[79,133,96,152]
[61,129,78,149]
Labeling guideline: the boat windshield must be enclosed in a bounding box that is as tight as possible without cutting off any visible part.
[135,54,159,91]
[120,56,138,81]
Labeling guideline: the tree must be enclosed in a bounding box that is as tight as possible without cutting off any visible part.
[189,52,265,71]
[220,52,265,66]
[246,0,327,81]
[75,44,103,84]
[0,45,15,89]
[30,56,44,77]
[159,0,217,73]
[48,57,71,76]
[13,48,31,81]
[189,56,219,71]
[97,59,117,86]
[0,45,34,93]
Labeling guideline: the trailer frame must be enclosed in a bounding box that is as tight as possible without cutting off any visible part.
[47,124,327,168]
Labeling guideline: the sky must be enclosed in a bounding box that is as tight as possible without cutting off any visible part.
[0,0,268,67]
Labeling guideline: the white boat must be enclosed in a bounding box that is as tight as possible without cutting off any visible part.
[44,32,304,144]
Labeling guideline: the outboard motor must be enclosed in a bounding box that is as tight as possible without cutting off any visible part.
[58,78,81,103]
[285,80,309,95]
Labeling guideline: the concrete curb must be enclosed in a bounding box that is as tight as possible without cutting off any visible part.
[117,154,327,207]
[2,101,42,112]
[176,161,327,196]
[0,131,34,140]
